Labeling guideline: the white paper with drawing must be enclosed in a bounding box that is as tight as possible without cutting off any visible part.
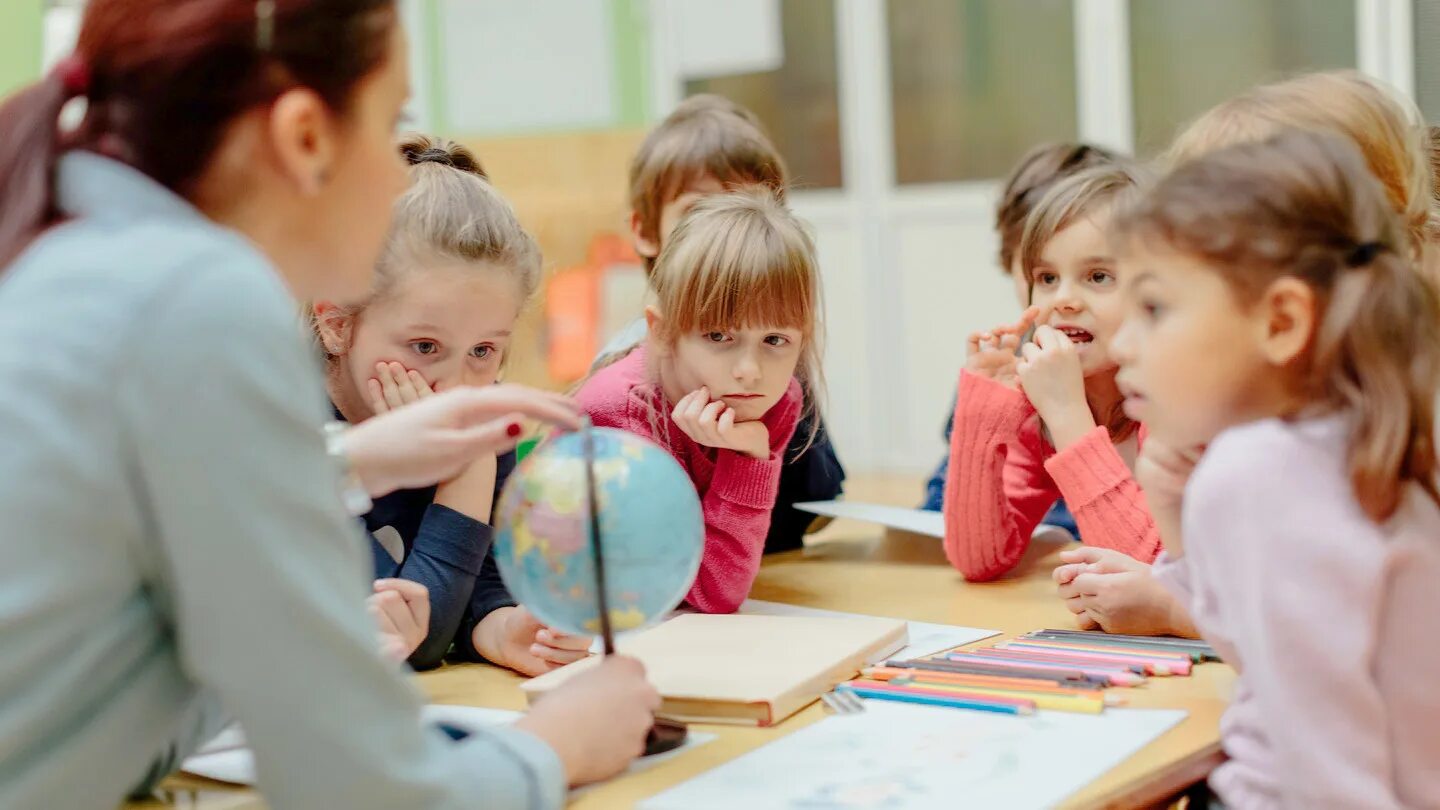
[181,704,714,788]
[738,600,998,659]
[642,701,1187,810]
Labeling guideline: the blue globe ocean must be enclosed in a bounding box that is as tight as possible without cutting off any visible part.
[492,428,705,637]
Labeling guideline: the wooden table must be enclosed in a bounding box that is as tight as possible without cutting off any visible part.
[134,516,1232,810]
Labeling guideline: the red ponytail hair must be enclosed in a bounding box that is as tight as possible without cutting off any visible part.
[0,0,397,269]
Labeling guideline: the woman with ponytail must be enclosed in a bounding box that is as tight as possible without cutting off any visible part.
[1110,129,1440,808]
[0,3,655,808]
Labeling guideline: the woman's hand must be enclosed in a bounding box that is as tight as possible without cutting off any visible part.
[343,385,579,498]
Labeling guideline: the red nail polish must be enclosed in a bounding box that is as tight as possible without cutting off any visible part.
[506,423,522,438]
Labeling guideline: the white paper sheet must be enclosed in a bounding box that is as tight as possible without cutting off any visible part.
[738,600,998,659]
[794,501,946,538]
[641,701,1188,810]
[182,705,715,788]
[795,500,1079,545]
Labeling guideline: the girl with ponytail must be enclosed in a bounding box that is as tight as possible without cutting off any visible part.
[0,3,655,807]
[1109,128,1440,807]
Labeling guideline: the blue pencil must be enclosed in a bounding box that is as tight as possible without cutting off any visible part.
[839,685,1035,716]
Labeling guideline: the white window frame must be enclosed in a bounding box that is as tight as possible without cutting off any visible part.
[644,0,1422,473]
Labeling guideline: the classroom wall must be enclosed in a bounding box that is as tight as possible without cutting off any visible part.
[0,1,44,98]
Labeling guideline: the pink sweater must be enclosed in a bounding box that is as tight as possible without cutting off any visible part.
[942,371,1160,581]
[1156,416,1440,809]
[576,348,802,614]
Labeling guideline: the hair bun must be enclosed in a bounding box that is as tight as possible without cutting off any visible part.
[397,134,487,179]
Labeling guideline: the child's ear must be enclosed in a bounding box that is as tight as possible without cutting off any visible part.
[630,211,660,260]
[644,305,667,355]
[1256,277,1315,367]
[312,302,355,356]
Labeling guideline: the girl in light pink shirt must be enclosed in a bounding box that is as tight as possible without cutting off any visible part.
[1113,128,1440,809]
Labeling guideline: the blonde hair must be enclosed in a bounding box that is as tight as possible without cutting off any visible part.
[316,134,541,362]
[1123,128,1440,522]
[1018,161,1149,444]
[649,187,824,451]
[630,95,789,273]
[1164,71,1438,255]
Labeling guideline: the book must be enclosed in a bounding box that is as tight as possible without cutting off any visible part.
[521,613,909,726]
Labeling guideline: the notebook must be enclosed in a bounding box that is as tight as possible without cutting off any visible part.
[521,613,909,727]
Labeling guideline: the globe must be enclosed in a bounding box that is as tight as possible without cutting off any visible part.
[492,427,704,637]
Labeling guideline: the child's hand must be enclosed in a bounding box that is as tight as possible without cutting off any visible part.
[434,452,498,521]
[513,655,660,786]
[369,578,430,661]
[965,306,1044,389]
[1135,440,1204,557]
[475,606,593,677]
[1053,548,1197,637]
[1016,325,1093,447]
[367,361,434,414]
[671,387,770,459]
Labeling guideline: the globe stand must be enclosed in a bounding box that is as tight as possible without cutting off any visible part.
[583,419,689,757]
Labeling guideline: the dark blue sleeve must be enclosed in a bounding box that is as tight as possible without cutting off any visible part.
[921,399,956,512]
[766,412,846,554]
[451,452,520,664]
[390,504,488,671]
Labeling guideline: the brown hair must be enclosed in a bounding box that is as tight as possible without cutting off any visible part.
[1164,71,1437,256]
[1124,128,1440,521]
[994,142,1117,273]
[648,187,824,452]
[0,0,398,269]
[630,94,789,272]
[1017,161,1148,444]
[317,134,541,363]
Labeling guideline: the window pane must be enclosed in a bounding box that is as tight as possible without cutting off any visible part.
[1416,0,1440,122]
[1130,0,1356,156]
[683,0,843,190]
[887,0,1078,185]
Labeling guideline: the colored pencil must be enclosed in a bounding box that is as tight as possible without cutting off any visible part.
[881,651,1105,683]
[851,678,1107,714]
[996,641,1194,676]
[1026,631,1220,662]
[863,666,1107,695]
[839,684,1035,716]
[1036,629,1217,650]
[1023,633,1216,663]
[963,647,1168,677]
[942,652,1147,686]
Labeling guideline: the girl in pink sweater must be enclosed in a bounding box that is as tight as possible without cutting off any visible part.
[944,163,1158,581]
[1113,129,1440,809]
[576,189,821,614]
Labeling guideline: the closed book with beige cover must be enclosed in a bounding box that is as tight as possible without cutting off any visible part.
[520,613,909,727]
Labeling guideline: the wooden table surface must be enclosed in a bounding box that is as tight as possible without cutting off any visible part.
[132,508,1233,810]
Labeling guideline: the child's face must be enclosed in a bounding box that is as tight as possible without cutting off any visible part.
[664,325,804,422]
[1027,212,1125,377]
[338,263,522,415]
[633,174,729,259]
[1111,243,1278,446]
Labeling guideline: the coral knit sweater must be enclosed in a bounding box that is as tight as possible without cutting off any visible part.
[576,348,803,613]
[943,371,1160,581]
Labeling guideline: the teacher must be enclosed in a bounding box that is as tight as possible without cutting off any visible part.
[0,2,657,808]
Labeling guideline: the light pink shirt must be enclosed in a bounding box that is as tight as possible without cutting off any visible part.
[1156,415,1440,810]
